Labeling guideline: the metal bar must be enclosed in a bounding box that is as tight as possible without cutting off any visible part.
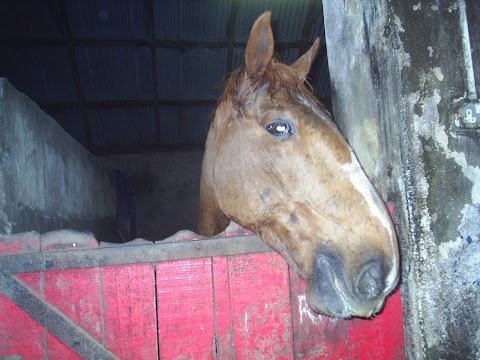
[39,98,217,109]
[0,235,273,274]
[459,0,477,99]
[0,272,118,360]
[89,144,205,156]
[0,38,313,49]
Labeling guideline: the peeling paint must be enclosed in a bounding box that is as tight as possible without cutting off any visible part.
[297,295,319,325]
[324,1,480,358]
[414,90,480,203]
[410,87,480,356]
[438,203,480,285]
[447,2,459,13]
[244,312,249,333]
[432,67,444,81]
[427,46,434,57]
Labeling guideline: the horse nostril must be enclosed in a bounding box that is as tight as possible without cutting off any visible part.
[355,260,384,300]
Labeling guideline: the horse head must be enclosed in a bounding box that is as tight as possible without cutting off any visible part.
[197,12,399,318]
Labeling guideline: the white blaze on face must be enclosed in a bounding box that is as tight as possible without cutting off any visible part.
[341,151,399,291]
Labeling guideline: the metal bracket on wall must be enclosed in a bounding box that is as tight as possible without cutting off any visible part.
[451,99,480,135]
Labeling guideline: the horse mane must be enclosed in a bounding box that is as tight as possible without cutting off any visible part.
[217,58,320,111]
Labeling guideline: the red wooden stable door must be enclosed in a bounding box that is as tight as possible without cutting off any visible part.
[0,232,405,359]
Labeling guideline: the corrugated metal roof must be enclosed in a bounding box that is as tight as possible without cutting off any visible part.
[157,105,211,146]
[76,46,153,101]
[66,0,148,39]
[88,107,156,147]
[155,0,231,42]
[157,106,181,145]
[309,15,325,43]
[0,2,60,40]
[180,106,212,144]
[47,108,86,146]
[277,48,301,65]
[0,0,330,154]
[235,0,310,42]
[313,54,331,100]
[0,47,76,102]
[156,47,227,100]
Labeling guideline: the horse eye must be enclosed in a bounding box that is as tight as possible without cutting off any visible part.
[266,122,293,137]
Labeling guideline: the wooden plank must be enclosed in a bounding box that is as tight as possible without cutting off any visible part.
[0,291,45,359]
[0,232,44,359]
[0,235,273,274]
[0,231,41,254]
[102,264,158,360]
[347,289,405,360]
[156,258,215,360]
[0,273,117,360]
[1,230,406,360]
[228,253,294,360]
[46,331,83,360]
[212,256,234,360]
[40,231,112,359]
[289,267,348,359]
[44,268,103,342]
[44,267,104,358]
[0,231,114,359]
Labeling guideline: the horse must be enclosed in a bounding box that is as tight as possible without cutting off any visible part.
[196,12,399,318]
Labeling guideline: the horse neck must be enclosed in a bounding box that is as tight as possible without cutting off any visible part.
[196,121,230,236]
[196,176,229,236]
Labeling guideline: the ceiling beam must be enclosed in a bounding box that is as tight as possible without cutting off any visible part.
[0,38,315,50]
[91,144,205,156]
[39,99,217,110]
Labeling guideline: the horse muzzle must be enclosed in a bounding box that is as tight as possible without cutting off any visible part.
[306,250,397,318]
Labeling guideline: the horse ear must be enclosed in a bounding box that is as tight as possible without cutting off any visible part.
[291,38,320,82]
[245,12,274,78]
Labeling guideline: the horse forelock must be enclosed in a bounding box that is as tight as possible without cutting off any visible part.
[216,59,321,115]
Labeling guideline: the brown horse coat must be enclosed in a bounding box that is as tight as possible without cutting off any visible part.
[197,12,399,318]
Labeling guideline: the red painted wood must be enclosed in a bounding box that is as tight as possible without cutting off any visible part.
[156,258,215,360]
[212,256,234,360]
[347,289,405,360]
[1,230,406,359]
[289,267,348,359]
[0,232,45,360]
[0,231,41,254]
[42,232,103,359]
[102,264,158,360]
[228,252,294,360]
[0,292,45,359]
[43,267,102,358]
[46,331,83,360]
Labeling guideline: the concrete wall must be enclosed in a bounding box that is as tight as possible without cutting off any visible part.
[323,1,480,359]
[102,151,203,241]
[0,78,117,242]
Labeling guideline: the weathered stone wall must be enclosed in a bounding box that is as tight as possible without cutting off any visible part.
[323,1,479,359]
[0,78,117,242]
